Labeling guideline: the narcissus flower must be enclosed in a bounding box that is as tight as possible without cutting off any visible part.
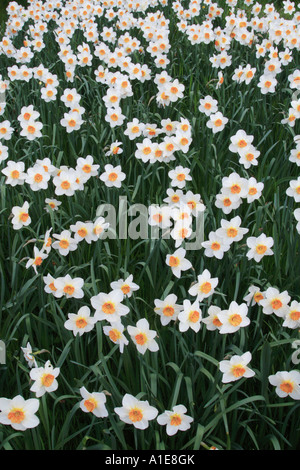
[2,160,26,186]
[219,351,255,383]
[25,164,50,191]
[188,268,218,302]
[246,177,264,203]
[202,232,231,259]
[20,120,43,140]
[206,112,228,133]
[283,301,300,329]
[21,342,37,368]
[0,120,14,140]
[11,201,31,230]
[229,130,254,155]
[30,360,60,397]
[198,95,218,116]
[165,247,192,278]
[246,233,274,262]
[216,216,249,244]
[127,318,159,355]
[69,221,95,244]
[76,155,99,181]
[64,306,97,336]
[257,73,277,94]
[268,371,300,400]
[44,198,62,212]
[53,274,85,299]
[60,111,84,133]
[53,169,79,197]
[286,177,300,202]
[91,289,130,323]
[259,287,291,317]
[168,165,192,189]
[110,274,140,298]
[0,395,40,431]
[154,293,181,326]
[217,301,250,334]
[52,230,78,256]
[100,164,126,188]
[114,394,158,430]
[79,387,108,417]
[103,321,129,353]
[157,405,193,436]
[243,285,265,307]
[178,299,202,333]
[202,305,223,331]
[25,246,48,274]
[215,192,242,214]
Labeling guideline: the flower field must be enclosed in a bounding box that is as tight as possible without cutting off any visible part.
[0,0,300,451]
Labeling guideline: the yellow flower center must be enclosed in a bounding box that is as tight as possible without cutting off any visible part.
[163,306,175,317]
[59,239,69,249]
[19,212,29,222]
[102,301,115,315]
[238,139,247,148]
[249,187,257,195]
[189,310,200,323]
[169,256,180,267]
[271,299,283,310]
[129,408,143,422]
[84,397,97,412]
[63,284,75,295]
[229,313,242,326]
[170,413,182,426]
[41,373,55,387]
[77,228,88,238]
[200,282,211,294]
[135,333,147,345]
[179,228,189,239]
[109,328,122,342]
[290,310,300,321]
[76,317,88,329]
[11,170,20,179]
[119,284,130,296]
[211,242,221,251]
[34,173,43,183]
[231,364,246,377]
[212,316,222,327]
[256,244,267,254]
[61,180,71,190]
[27,125,36,134]
[8,408,25,424]
[227,227,238,237]
[231,184,241,194]
[223,198,232,207]
[82,164,91,173]
[254,292,264,303]
[93,225,103,236]
[153,213,162,223]
[280,381,294,394]
[108,172,118,181]
[34,256,43,266]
